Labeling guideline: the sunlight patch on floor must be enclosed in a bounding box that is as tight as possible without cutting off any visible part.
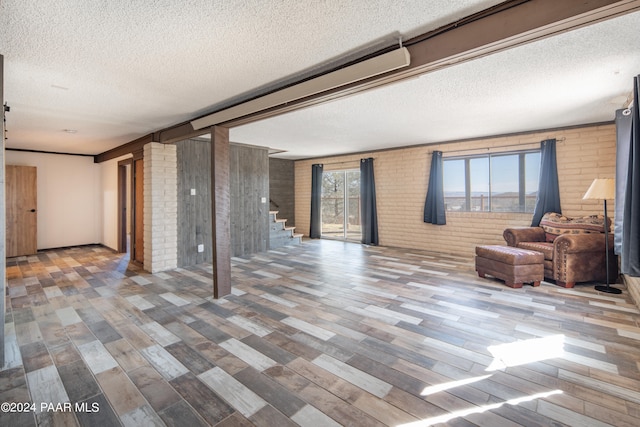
[486,334,565,371]
[404,335,566,426]
[397,390,563,427]
[420,375,492,396]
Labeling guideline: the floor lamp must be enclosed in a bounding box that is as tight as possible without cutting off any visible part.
[583,178,621,294]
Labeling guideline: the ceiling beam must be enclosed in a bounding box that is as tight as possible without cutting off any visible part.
[156,122,205,144]
[191,48,411,131]
[224,0,640,127]
[96,0,640,159]
[94,133,154,163]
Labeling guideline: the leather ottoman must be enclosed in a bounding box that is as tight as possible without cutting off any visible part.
[475,245,544,288]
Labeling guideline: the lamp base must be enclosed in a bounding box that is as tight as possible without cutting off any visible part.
[594,285,622,294]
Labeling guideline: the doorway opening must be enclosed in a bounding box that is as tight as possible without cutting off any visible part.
[118,155,144,265]
[321,169,361,241]
[117,159,132,256]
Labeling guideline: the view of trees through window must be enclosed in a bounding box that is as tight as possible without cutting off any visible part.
[443,150,541,212]
[321,170,361,240]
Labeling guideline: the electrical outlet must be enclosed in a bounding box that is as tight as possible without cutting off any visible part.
[197,244,204,253]
[190,188,196,195]
[261,197,266,203]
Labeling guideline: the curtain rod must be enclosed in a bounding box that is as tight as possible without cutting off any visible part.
[431,137,566,155]
[316,158,373,166]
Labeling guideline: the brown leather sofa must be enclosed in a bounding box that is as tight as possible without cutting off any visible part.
[503,212,617,288]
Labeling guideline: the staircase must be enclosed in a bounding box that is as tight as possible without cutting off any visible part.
[269,211,303,249]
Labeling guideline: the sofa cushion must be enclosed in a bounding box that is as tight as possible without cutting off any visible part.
[518,241,554,261]
[539,212,608,242]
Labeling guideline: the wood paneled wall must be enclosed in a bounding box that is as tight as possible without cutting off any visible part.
[269,158,295,226]
[176,139,212,266]
[230,144,270,256]
[176,140,270,264]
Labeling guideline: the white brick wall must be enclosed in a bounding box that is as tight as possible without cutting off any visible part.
[144,142,178,272]
[295,124,617,258]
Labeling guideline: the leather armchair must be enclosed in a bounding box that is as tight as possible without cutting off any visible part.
[504,215,617,288]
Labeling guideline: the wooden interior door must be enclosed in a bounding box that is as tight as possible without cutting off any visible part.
[133,158,144,264]
[6,165,37,257]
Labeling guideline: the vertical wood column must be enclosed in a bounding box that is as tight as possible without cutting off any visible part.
[211,126,231,298]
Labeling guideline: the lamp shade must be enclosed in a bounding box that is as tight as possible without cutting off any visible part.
[583,178,615,200]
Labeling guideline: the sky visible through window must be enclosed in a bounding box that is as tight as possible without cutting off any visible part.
[444,159,465,192]
[444,152,540,194]
[443,151,540,212]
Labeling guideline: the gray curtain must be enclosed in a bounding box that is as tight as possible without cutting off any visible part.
[309,164,323,238]
[423,151,446,225]
[531,139,561,226]
[615,108,633,255]
[622,75,640,275]
[360,158,378,245]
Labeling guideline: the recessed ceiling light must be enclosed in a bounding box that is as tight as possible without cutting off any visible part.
[63,129,78,134]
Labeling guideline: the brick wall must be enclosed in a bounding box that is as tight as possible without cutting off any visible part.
[144,142,178,272]
[295,123,616,257]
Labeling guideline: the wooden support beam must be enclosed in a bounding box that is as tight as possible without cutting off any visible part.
[224,0,640,127]
[95,0,639,152]
[94,122,203,163]
[94,133,153,163]
[402,0,640,78]
[211,126,231,298]
[157,122,202,144]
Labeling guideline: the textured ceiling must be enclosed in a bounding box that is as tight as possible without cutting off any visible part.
[1,1,638,158]
[234,10,640,158]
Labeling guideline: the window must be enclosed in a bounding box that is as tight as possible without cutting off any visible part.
[443,150,540,212]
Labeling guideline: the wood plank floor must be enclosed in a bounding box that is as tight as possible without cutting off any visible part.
[2,240,640,426]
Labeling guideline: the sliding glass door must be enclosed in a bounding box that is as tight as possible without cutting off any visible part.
[321,169,361,240]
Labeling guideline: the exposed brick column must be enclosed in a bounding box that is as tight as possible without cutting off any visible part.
[143,142,177,273]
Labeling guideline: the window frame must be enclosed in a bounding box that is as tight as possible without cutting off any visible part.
[443,149,540,213]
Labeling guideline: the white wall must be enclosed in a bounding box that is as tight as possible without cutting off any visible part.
[6,151,102,249]
[100,154,132,251]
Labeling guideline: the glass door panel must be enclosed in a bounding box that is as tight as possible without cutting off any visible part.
[321,171,345,238]
[321,169,360,240]
[346,170,361,240]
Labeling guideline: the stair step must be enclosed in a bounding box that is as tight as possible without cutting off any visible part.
[268,211,302,249]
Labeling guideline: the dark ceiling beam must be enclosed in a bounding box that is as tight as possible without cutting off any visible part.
[224,0,640,127]
[94,133,154,163]
[156,122,205,144]
[94,122,207,163]
[96,0,640,160]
